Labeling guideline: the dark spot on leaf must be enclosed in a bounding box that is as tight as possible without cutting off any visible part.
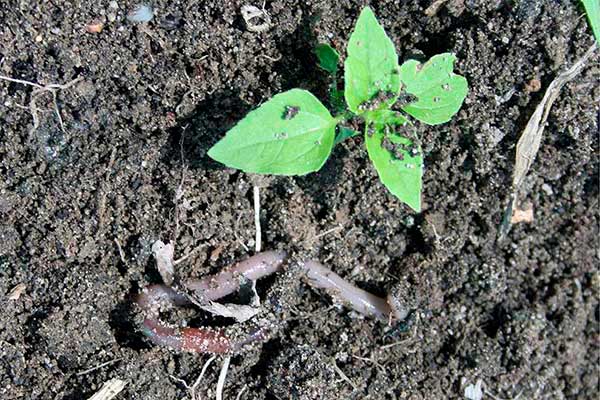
[367,122,375,137]
[381,133,407,161]
[283,105,299,120]
[358,91,397,111]
[396,93,419,107]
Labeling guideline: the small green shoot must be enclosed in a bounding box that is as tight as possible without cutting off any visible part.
[315,43,339,75]
[208,7,468,212]
[582,0,600,43]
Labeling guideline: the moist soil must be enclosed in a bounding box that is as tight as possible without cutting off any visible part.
[0,1,598,399]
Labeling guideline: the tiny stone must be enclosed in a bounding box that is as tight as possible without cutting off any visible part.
[128,4,153,23]
[541,183,553,196]
[525,77,542,93]
[501,36,510,44]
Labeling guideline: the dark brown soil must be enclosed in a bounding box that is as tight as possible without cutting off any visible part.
[0,1,598,399]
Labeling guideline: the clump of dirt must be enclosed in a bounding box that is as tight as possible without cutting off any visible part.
[0,1,597,399]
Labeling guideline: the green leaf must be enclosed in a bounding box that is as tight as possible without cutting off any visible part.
[582,0,600,43]
[365,110,423,212]
[398,53,468,125]
[334,126,360,145]
[344,7,401,114]
[330,88,346,113]
[208,89,337,175]
[315,43,340,75]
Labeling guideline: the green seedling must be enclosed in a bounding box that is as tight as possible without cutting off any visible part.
[582,0,600,43]
[208,7,468,212]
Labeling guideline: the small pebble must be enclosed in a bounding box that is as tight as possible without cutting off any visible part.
[161,14,183,30]
[541,183,553,196]
[525,77,542,93]
[86,22,104,33]
[127,4,153,23]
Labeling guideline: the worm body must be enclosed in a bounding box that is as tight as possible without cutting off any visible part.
[187,250,287,301]
[136,284,190,311]
[137,250,410,354]
[142,319,232,353]
[136,251,287,354]
[302,260,406,322]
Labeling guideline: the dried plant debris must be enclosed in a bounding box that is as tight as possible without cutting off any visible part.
[499,44,597,237]
[424,0,450,17]
[199,302,261,323]
[463,379,483,400]
[87,379,126,400]
[241,4,271,33]
[7,283,26,300]
[152,240,175,285]
[510,205,534,224]
[199,279,262,322]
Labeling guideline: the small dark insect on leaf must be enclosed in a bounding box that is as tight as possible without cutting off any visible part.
[283,105,300,120]
[366,122,376,137]
[381,132,408,161]
[358,91,397,112]
[395,92,419,108]
[382,136,394,152]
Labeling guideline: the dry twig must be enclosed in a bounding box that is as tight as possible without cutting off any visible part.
[170,355,217,400]
[500,45,597,237]
[0,74,82,137]
[332,360,358,391]
[253,186,262,253]
[86,379,126,400]
[77,358,122,376]
[424,0,450,16]
[216,356,231,400]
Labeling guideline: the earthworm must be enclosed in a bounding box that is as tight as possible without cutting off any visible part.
[137,251,411,354]
[136,250,287,354]
[186,250,286,301]
[301,260,408,322]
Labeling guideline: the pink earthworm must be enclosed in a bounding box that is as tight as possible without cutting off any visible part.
[136,250,287,354]
[137,251,409,354]
[301,260,407,322]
